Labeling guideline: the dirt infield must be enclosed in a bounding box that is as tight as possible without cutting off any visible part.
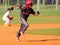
[0,23,60,45]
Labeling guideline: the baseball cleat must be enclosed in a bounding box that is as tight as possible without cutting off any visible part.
[16,36,20,42]
[4,24,8,27]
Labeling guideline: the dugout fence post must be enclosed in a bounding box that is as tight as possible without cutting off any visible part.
[37,0,40,13]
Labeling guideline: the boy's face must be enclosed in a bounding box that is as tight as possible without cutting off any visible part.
[8,10,11,12]
[28,4,33,8]
[29,5,32,8]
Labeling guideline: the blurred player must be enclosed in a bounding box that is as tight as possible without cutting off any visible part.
[11,0,40,41]
[2,8,13,26]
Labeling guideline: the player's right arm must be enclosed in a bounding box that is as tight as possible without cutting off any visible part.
[30,8,40,16]
[12,4,20,8]
[10,4,22,10]
[34,11,40,16]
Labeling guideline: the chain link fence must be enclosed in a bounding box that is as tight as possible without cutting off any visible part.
[0,0,60,16]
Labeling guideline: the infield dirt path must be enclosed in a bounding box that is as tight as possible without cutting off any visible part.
[0,23,60,45]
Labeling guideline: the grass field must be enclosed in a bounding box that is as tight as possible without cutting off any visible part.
[25,28,60,35]
[0,5,60,35]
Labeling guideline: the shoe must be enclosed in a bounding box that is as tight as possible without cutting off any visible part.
[16,36,20,42]
[4,24,8,27]
[8,24,12,26]
[4,24,12,27]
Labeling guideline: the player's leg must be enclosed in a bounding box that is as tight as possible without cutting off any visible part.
[2,17,11,26]
[16,23,25,41]
[16,23,24,36]
[16,17,29,41]
[16,29,21,41]
[2,17,7,26]
[5,19,11,26]
[20,17,29,37]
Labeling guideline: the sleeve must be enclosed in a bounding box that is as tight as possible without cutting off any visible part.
[19,4,22,9]
[20,6,26,11]
[30,9,35,14]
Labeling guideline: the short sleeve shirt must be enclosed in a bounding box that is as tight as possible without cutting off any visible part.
[19,5,35,21]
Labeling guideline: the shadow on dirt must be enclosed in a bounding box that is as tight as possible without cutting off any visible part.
[28,39,60,42]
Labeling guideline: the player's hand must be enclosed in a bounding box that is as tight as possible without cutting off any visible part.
[10,7,14,10]
[7,15,13,20]
[37,11,40,15]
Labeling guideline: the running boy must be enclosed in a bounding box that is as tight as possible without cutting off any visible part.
[11,0,39,41]
[2,8,13,26]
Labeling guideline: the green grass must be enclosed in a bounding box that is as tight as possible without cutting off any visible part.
[1,15,60,24]
[33,5,60,16]
[28,16,60,24]
[0,5,60,24]
[40,9,60,16]
[25,28,60,35]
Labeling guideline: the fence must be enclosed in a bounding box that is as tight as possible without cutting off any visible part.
[0,0,60,16]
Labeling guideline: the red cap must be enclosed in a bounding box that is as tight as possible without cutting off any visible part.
[25,0,33,9]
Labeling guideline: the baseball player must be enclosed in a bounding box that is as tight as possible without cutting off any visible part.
[2,8,13,26]
[11,0,40,41]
